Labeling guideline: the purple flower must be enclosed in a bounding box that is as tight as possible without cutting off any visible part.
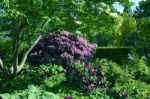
[76,36,87,43]
[61,52,72,59]
[60,31,70,36]
[64,96,72,99]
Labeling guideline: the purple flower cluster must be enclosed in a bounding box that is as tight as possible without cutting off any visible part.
[29,31,96,67]
[79,64,104,93]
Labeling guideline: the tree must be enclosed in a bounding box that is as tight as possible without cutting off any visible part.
[138,17,150,49]
[121,14,137,37]
[134,0,150,18]
[0,0,46,81]
[134,0,150,51]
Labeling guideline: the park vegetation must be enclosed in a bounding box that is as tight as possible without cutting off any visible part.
[0,0,150,99]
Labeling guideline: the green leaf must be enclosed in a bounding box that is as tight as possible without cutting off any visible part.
[28,94,37,99]
[0,93,10,99]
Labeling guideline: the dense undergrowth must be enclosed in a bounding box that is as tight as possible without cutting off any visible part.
[0,56,150,99]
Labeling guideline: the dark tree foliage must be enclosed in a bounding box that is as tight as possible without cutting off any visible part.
[134,0,150,18]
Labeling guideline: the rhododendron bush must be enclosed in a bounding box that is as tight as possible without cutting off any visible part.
[29,31,96,68]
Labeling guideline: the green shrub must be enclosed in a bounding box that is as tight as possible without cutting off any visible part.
[43,73,65,88]
[93,58,150,98]
[3,64,66,92]
[94,59,133,88]
[126,56,150,84]
[113,80,150,99]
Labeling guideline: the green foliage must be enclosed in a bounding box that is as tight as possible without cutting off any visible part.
[0,38,12,64]
[116,15,137,45]
[54,84,112,99]
[126,55,150,84]
[122,31,145,51]
[134,0,150,51]
[134,0,150,18]
[0,0,130,40]
[95,33,115,46]
[0,64,66,92]
[114,80,150,99]
[1,56,150,99]
[147,53,150,65]
[138,17,150,48]
[0,85,61,99]
[25,64,65,87]
[121,15,137,34]
[94,59,132,88]
[93,57,150,98]
[94,47,132,64]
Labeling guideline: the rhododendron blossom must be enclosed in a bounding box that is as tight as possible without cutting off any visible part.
[29,31,96,67]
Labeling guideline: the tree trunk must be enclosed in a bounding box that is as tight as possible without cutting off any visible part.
[12,36,19,76]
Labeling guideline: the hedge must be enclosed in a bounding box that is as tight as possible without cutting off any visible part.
[94,46,133,64]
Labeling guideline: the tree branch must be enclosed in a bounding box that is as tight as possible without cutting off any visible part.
[17,35,42,73]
